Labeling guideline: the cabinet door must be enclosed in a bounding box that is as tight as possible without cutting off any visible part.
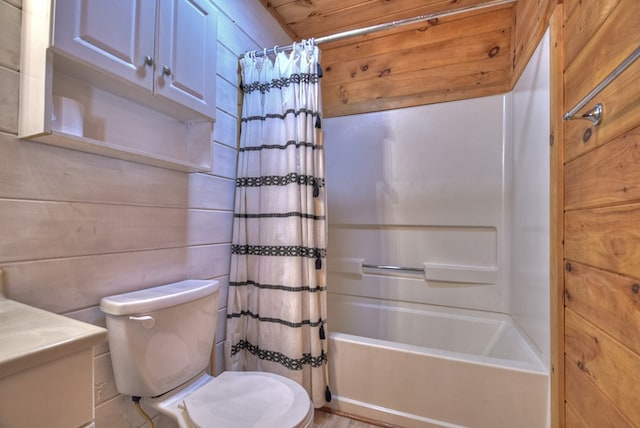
[155,0,217,118]
[54,0,156,90]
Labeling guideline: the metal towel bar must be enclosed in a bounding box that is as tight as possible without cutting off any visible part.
[563,47,640,124]
[362,263,424,273]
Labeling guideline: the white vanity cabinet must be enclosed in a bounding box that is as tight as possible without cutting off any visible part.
[0,299,107,428]
[19,0,218,172]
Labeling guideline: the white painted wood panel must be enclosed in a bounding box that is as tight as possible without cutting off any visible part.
[213,341,225,375]
[215,12,259,55]
[0,69,19,133]
[211,142,237,178]
[187,244,231,279]
[0,1,21,70]
[0,134,188,207]
[95,394,147,428]
[0,200,189,262]
[0,248,190,312]
[94,353,119,406]
[216,42,239,87]
[187,210,233,245]
[215,307,226,349]
[1,203,231,263]
[214,275,229,310]
[213,108,239,147]
[65,306,109,355]
[212,0,290,51]
[188,173,235,210]
[216,74,238,116]
[4,0,21,9]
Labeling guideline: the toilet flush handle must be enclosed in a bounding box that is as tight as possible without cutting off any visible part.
[129,315,156,329]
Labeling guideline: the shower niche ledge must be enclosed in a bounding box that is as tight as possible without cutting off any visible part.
[18,0,217,172]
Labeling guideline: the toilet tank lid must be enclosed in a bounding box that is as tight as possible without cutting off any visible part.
[100,279,219,316]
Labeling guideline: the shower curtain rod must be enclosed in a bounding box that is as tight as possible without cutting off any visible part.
[240,0,517,59]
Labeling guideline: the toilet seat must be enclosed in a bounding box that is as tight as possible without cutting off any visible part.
[147,371,314,428]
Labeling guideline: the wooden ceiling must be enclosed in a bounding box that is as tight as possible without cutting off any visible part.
[260,0,556,117]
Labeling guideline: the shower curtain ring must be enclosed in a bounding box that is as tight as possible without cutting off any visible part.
[273,45,279,55]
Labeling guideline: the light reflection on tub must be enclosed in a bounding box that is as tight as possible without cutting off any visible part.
[326,294,549,428]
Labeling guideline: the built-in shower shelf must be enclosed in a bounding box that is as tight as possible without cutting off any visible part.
[328,258,497,284]
[422,263,497,284]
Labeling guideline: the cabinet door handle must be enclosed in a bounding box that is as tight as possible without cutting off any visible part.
[143,55,154,67]
[162,66,172,76]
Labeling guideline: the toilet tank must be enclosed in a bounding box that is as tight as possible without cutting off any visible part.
[100,280,219,397]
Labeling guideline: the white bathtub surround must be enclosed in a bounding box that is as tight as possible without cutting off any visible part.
[325,95,508,314]
[225,41,330,407]
[326,295,547,428]
[508,28,551,363]
[323,29,551,427]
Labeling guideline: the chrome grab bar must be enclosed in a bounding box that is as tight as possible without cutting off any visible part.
[563,47,640,125]
[362,263,424,273]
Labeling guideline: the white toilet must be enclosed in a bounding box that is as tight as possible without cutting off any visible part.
[100,279,314,428]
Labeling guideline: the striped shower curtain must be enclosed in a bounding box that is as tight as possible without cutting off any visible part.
[225,40,330,407]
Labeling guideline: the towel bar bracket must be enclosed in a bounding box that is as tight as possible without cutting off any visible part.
[564,103,603,126]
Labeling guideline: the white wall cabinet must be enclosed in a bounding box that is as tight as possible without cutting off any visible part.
[53,0,157,95]
[19,0,218,172]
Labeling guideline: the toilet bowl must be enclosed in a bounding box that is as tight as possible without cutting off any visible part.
[146,372,313,428]
[100,279,314,428]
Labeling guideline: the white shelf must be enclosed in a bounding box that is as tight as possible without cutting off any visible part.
[32,129,212,173]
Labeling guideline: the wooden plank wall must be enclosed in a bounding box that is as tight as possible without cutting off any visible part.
[319,6,514,117]
[322,7,513,116]
[562,0,640,426]
[262,0,502,39]
[262,0,555,117]
[548,5,564,427]
[0,1,289,427]
[512,0,557,87]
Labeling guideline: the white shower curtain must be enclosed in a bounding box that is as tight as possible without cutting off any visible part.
[225,41,329,407]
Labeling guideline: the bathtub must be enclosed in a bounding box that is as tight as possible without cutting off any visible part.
[326,294,549,428]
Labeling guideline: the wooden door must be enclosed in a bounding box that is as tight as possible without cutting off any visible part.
[155,0,217,118]
[53,0,156,90]
[561,0,640,426]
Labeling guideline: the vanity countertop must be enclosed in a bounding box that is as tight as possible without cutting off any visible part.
[0,297,107,379]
